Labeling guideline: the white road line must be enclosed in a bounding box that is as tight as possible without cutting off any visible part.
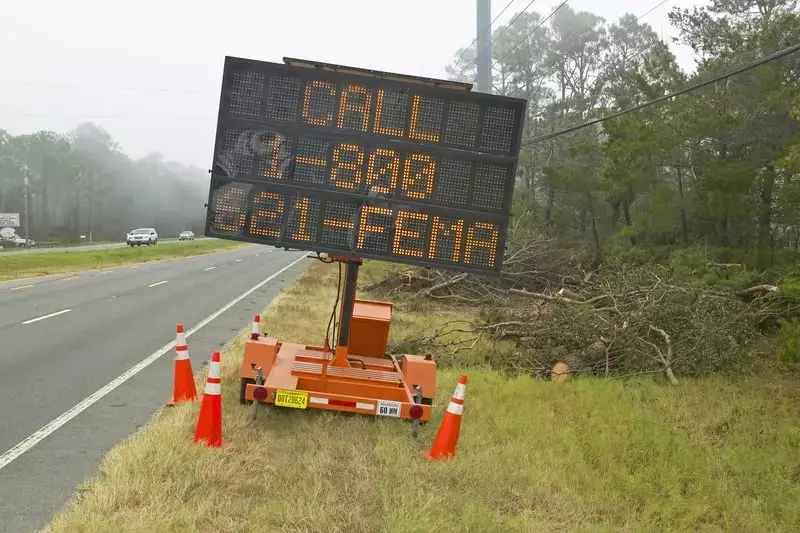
[0,253,308,472]
[148,281,168,288]
[204,266,217,271]
[21,309,72,325]
[10,284,35,291]
[235,259,243,262]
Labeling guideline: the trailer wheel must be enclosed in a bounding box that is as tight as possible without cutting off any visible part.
[240,377,255,405]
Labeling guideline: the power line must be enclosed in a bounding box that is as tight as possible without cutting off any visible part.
[495,0,568,66]
[452,0,518,72]
[482,0,542,76]
[523,41,800,146]
[490,0,539,47]
[636,0,669,22]
[452,0,539,80]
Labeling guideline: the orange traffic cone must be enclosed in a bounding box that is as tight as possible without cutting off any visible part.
[166,324,197,406]
[421,375,467,461]
[193,351,225,448]
[250,315,261,340]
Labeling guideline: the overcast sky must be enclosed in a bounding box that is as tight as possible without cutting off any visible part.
[1,0,707,169]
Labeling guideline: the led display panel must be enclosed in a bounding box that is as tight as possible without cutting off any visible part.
[205,56,527,274]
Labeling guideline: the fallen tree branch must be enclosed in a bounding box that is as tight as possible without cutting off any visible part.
[510,288,621,312]
[740,284,778,295]
[648,325,679,385]
[417,272,469,297]
[558,288,584,301]
[476,321,527,331]
[509,288,575,302]
[708,262,743,269]
[450,335,481,356]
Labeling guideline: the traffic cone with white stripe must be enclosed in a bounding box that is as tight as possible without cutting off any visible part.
[193,351,225,448]
[250,314,261,340]
[421,375,467,461]
[166,324,197,406]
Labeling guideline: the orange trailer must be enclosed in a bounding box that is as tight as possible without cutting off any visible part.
[239,255,437,422]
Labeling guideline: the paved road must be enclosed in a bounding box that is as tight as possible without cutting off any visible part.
[0,244,310,532]
[0,237,209,256]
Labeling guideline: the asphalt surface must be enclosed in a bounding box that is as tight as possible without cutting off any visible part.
[0,237,208,256]
[0,244,310,532]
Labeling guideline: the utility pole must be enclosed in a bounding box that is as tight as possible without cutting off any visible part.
[88,172,94,244]
[22,161,30,247]
[476,0,492,93]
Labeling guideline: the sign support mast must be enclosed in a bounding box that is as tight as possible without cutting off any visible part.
[477,0,492,93]
[329,255,362,368]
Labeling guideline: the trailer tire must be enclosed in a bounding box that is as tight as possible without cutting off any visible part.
[240,377,255,405]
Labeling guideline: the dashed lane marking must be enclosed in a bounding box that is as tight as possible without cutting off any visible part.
[21,309,72,325]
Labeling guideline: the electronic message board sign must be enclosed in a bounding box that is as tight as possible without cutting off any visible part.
[205,56,527,274]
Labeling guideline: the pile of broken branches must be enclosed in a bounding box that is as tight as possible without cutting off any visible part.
[365,220,800,382]
[375,254,789,383]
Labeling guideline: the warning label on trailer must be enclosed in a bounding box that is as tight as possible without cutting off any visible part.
[376,400,402,417]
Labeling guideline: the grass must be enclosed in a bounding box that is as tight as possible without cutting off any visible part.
[0,240,246,281]
[44,261,800,532]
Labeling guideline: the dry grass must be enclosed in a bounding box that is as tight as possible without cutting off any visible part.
[45,261,800,532]
[0,240,246,281]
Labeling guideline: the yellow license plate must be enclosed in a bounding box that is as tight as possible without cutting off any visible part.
[274,390,308,409]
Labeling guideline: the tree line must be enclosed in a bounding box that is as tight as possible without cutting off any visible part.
[447,0,800,268]
[0,123,209,243]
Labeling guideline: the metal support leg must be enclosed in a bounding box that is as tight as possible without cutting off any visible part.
[251,364,265,420]
[412,385,423,440]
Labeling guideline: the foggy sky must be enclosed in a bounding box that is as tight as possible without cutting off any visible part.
[1,0,707,169]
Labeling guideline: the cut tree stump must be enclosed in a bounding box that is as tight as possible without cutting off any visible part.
[551,361,571,382]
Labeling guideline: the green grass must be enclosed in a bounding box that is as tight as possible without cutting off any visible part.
[44,261,800,532]
[0,240,247,281]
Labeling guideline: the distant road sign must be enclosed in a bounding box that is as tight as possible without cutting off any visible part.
[0,227,16,239]
[204,56,527,275]
[0,213,20,228]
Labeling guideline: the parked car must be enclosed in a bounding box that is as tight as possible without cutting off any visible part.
[126,228,158,246]
[10,236,36,248]
[178,230,195,241]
